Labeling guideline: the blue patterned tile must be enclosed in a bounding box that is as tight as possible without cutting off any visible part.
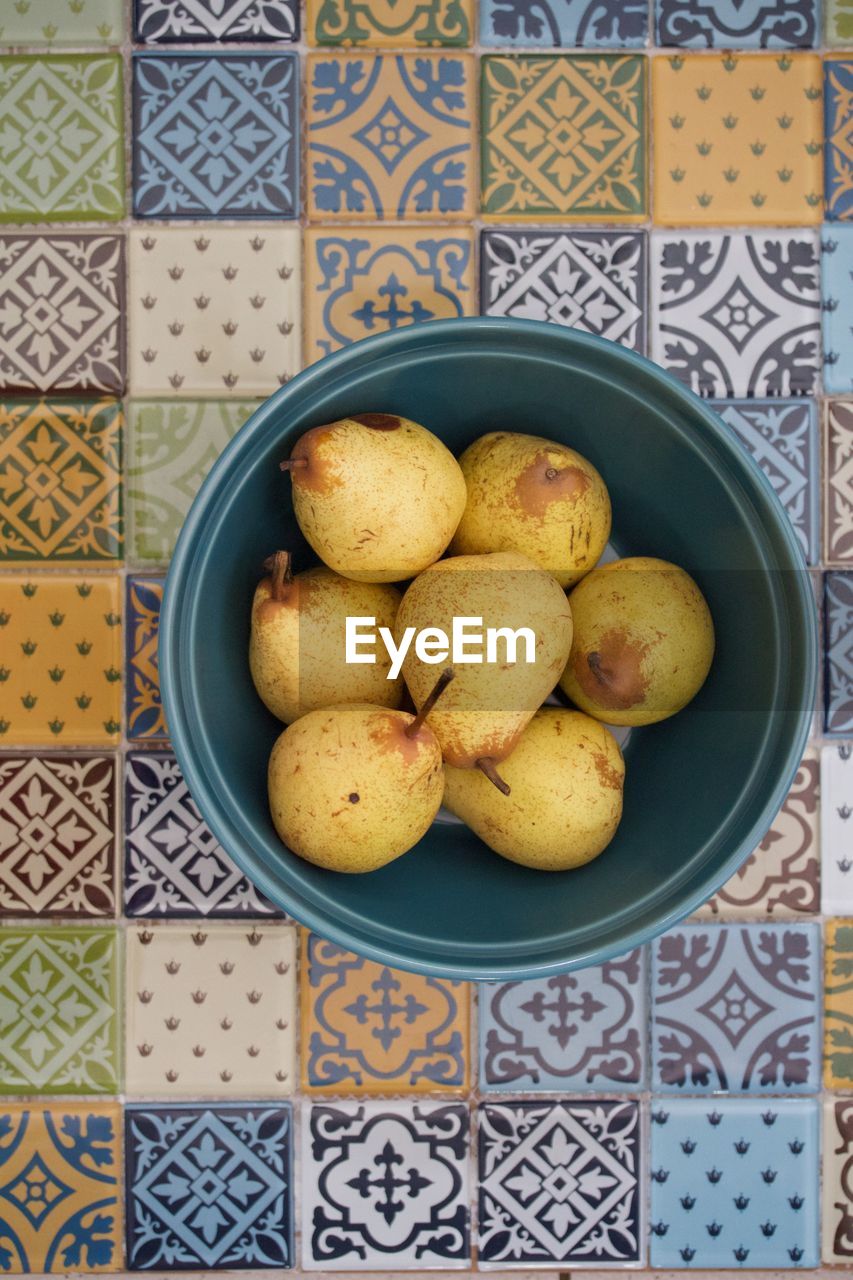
[479,0,647,46]
[479,949,647,1092]
[649,1098,820,1268]
[134,0,299,41]
[656,0,818,46]
[823,226,853,394]
[478,1100,641,1265]
[713,399,819,564]
[132,53,298,220]
[302,1100,470,1268]
[826,59,853,222]
[126,574,166,743]
[651,922,820,1092]
[826,571,853,735]
[125,1102,292,1270]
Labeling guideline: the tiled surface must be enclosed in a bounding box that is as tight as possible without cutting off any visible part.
[826,570,853,734]
[480,0,648,46]
[825,918,853,1087]
[825,57,853,220]
[823,1096,853,1262]
[134,0,300,42]
[823,225,853,392]
[125,573,165,742]
[829,0,853,46]
[657,0,819,47]
[309,0,474,45]
[825,400,853,563]
[822,742,853,912]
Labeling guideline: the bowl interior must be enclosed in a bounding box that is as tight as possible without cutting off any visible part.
[163,319,815,979]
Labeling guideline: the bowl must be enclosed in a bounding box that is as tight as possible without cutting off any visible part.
[161,317,817,980]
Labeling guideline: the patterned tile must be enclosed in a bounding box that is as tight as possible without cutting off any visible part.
[126,575,165,744]
[128,399,257,566]
[128,226,300,397]
[478,1100,641,1265]
[309,0,473,44]
[823,227,853,395]
[821,744,853,913]
[134,0,299,40]
[0,235,125,396]
[481,54,647,219]
[651,230,821,397]
[0,56,124,224]
[828,0,853,45]
[480,0,647,46]
[827,401,853,564]
[652,53,822,226]
[825,572,853,736]
[656,0,819,47]
[302,932,469,1093]
[125,1103,292,1270]
[826,919,853,1089]
[823,1097,853,1262]
[480,228,647,351]
[479,948,647,1091]
[826,58,853,222]
[0,400,122,565]
[0,0,124,44]
[126,923,295,1098]
[305,226,475,360]
[649,1098,820,1268]
[651,922,821,1091]
[0,1102,122,1273]
[132,53,298,221]
[0,753,116,918]
[302,1100,470,1269]
[0,574,121,748]
[0,926,119,1094]
[696,748,820,918]
[306,54,474,221]
[713,399,819,564]
[124,752,278,919]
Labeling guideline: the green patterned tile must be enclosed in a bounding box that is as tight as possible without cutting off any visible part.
[0,55,124,223]
[0,0,124,46]
[128,399,258,565]
[827,0,853,43]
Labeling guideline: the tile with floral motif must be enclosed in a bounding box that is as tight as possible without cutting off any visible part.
[656,0,819,47]
[126,574,166,744]
[828,0,853,46]
[826,58,853,221]
[825,402,853,564]
[825,918,853,1089]
[134,0,299,41]
[823,1097,853,1262]
[480,0,648,47]
[309,0,473,44]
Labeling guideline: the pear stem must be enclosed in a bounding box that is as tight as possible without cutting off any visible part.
[263,551,292,602]
[280,457,308,472]
[477,756,511,796]
[405,668,455,738]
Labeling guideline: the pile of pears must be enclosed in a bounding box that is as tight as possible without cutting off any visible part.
[249,413,714,875]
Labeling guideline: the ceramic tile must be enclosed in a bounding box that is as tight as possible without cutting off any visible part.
[301,932,469,1093]
[651,230,821,397]
[125,1102,292,1270]
[713,399,819,564]
[0,56,124,224]
[827,0,853,45]
[124,751,278,918]
[479,948,647,1091]
[652,54,822,226]
[128,227,300,398]
[649,1097,820,1268]
[825,572,853,735]
[821,744,853,913]
[127,399,257,566]
[480,0,647,46]
[132,54,298,221]
[134,0,299,41]
[696,748,820,918]
[302,1100,470,1269]
[826,401,853,564]
[309,0,473,45]
[0,235,125,396]
[480,228,647,351]
[478,1100,641,1266]
[656,0,819,47]
[0,1101,122,1273]
[823,226,853,395]
[0,400,122,565]
[481,54,647,220]
[0,574,121,748]
[126,574,166,743]
[825,919,853,1088]
[651,922,821,1091]
[823,1097,853,1261]
[305,226,475,360]
[0,0,124,45]
[126,923,295,1098]
[826,59,853,222]
[306,54,474,221]
[0,753,116,918]
[0,926,119,1094]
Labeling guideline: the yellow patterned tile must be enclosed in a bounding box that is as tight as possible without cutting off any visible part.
[652,52,823,225]
[826,918,853,1090]
[0,574,121,746]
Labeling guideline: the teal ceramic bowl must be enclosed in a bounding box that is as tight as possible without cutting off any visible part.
[161,318,817,980]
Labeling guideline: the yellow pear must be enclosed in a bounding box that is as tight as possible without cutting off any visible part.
[281,413,467,582]
[394,552,573,790]
[451,432,611,587]
[560,556,714,726]
[267,672,454,873]
[249,552,403,724]
[444,708,624,871]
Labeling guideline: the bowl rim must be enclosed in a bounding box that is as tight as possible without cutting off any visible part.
[161,316,818,979]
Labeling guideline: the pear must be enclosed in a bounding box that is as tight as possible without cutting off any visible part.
[249,552,403,724]
[280,413,467,583]
[395,551,573,790]
[560,556,714,726]
[444,708,624,871]
[451,432,611,587]
[267,671,454,873]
